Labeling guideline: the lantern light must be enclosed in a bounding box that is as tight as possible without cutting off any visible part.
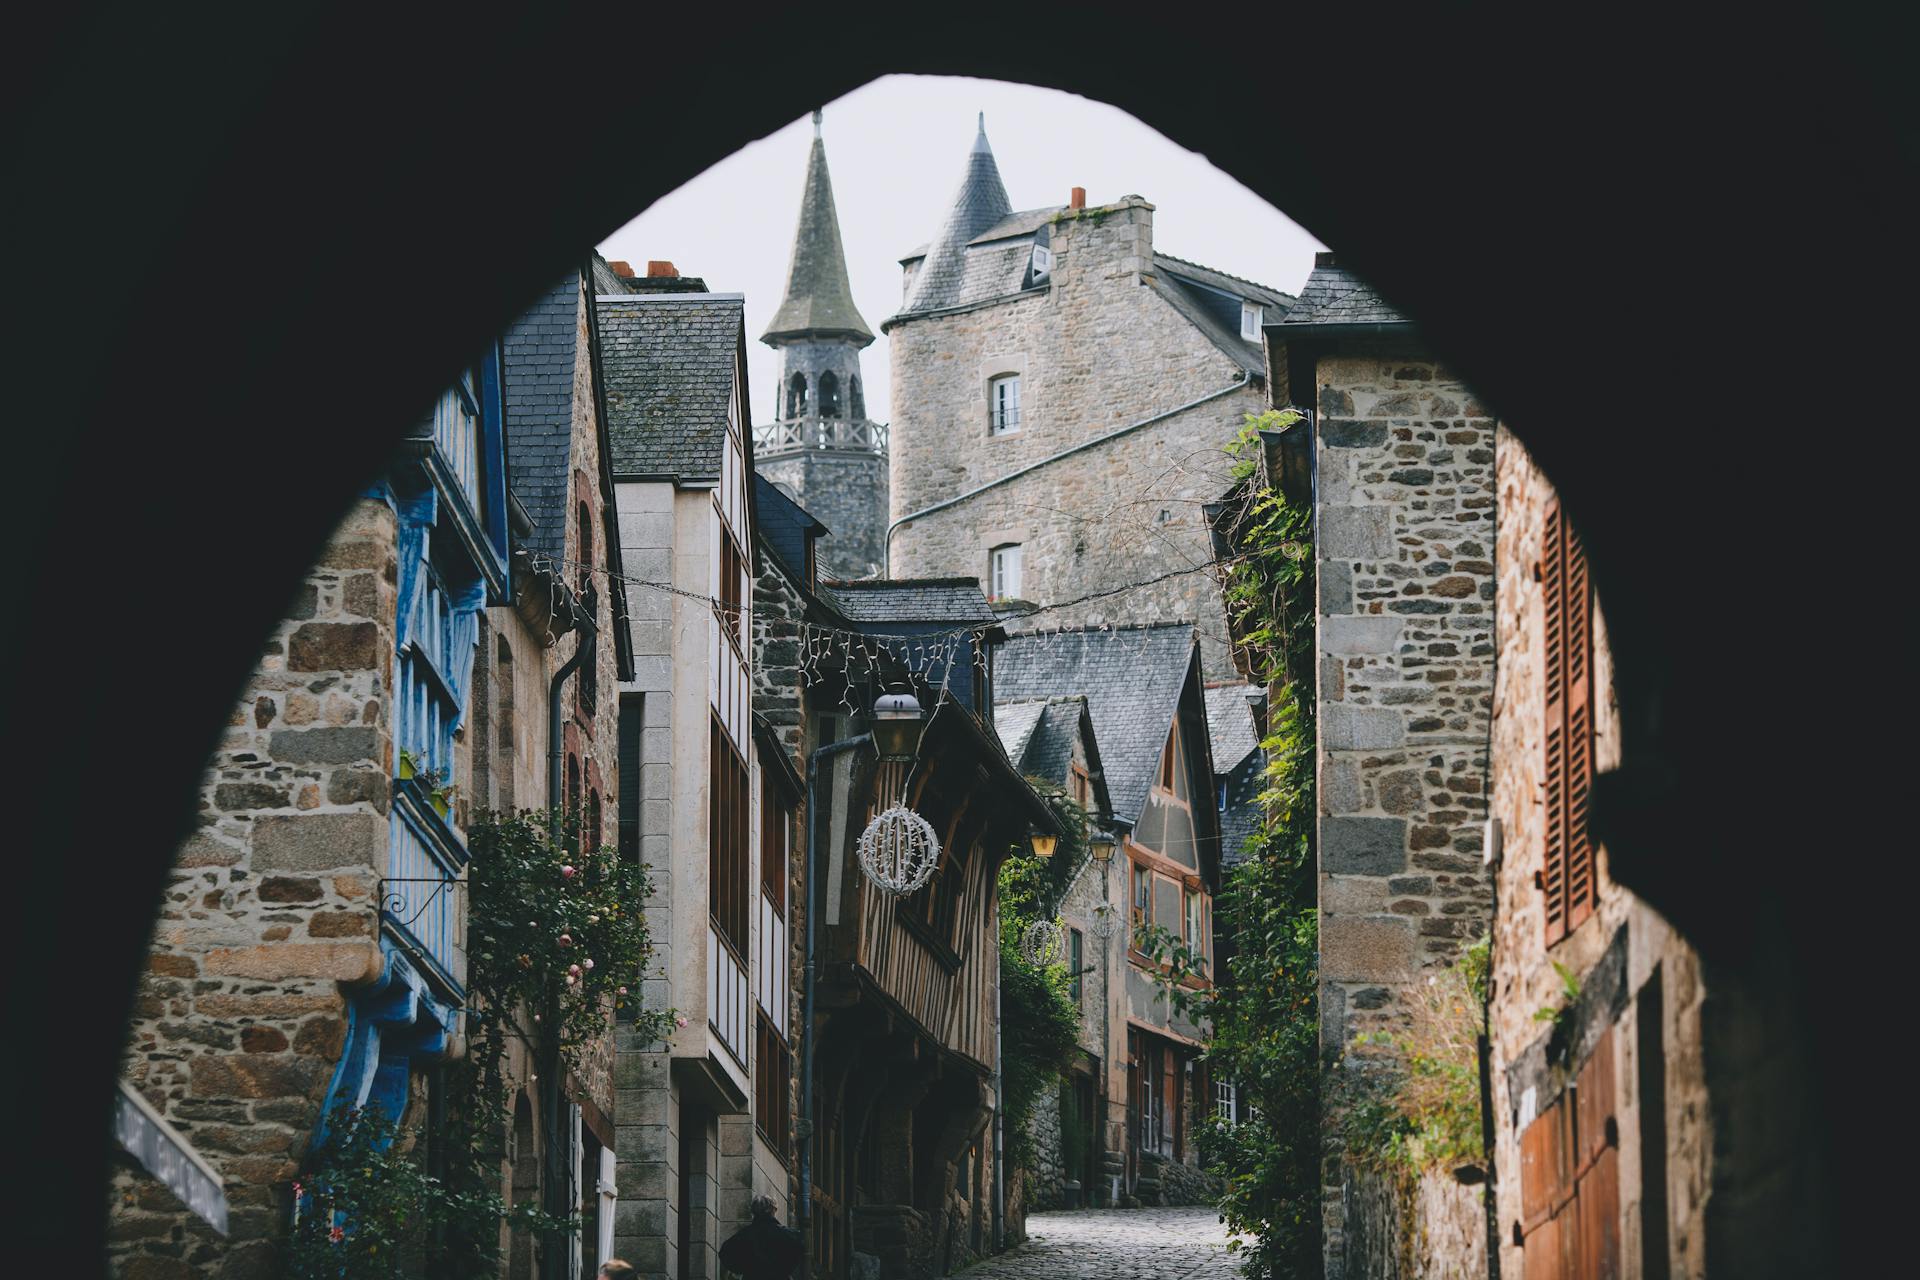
[1089,830,1116,863]
[870,689,927,761]
[1030,828,1058,859]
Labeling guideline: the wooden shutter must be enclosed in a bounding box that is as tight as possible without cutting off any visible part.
[1542,500,1595,945]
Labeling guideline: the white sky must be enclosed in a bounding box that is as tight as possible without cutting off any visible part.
[599,75,1325,427]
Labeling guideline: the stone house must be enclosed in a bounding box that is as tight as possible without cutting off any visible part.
[992,695,1119,1210]
[753,110,889,581]
[596,274,795,1278]
[884,117,1292,678]
[108,259,634,1278]
[1265,253,1499,1277]
[1484,428,1712,1280]
[993,623,1223,1207]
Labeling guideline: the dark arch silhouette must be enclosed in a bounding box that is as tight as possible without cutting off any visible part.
[818,369,841,418]
[7,9,1900,1272]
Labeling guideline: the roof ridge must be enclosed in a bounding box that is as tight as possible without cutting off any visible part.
[824,575,984,589]
[1153,251,1293,300]
[1003,619,1196,638]
[597,292,744,304]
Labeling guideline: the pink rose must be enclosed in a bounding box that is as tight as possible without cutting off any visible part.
[675,1015,688,1028]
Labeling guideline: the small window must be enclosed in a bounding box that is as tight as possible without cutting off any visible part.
[1240,302,1263,342]
[819,370,841,419]
[989,543,1023,601]
[989,374,1021,435]
[1030,243,1053,282]
[1131,862,1151,924]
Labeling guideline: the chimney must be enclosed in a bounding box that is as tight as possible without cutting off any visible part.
[607,260,635,279]
[646,260,678,278]
[1070,187,1086,211]
[1315,251,1338,268]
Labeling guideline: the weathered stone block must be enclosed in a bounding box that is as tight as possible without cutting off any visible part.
[188,1053,320,1101]
[1323,616,1402,655]
[307,909,372,937]
[1321,918,1417,983]
[203,941,379,982]
[1322,561,1353,614]
[213,782,292,811]
[1323,818,1407,876]
[287,622,379,672]
[1323,419,1389,448]
[1324,704,1404,750]
[268,726,380,765]
[325,767,390,811]
[1323,758,1364,814]
[291,1015,346,1058]
[1320,506,1394,560]
[252,811,381,871]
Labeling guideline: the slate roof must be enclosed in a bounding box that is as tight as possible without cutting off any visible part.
[502,274,583,562]
[1278,255,1410,329]
[597,294,744,483]
[755,473,827,582]
[993,623,1197,825]
[1218,753,1264,870]
[1203,683,1262,775]
[897,116,1016,316]
[820,577,998,625]
[762,114,874,346]
[994,700,1048,766]
[1152,254,1295,375]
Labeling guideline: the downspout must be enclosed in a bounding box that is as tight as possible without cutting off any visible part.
[882,374,1251,575]
[541,605,595,1280]
[799,732,872,1268]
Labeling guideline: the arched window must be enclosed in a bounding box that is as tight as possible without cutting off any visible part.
[850,376,865,419]
[818,370,841,418]
[787,372,808,419]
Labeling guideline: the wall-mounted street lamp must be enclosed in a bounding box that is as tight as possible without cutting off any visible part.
[1089,830,1116,863]
[871,689,927,761]
[1030,827,1058,859]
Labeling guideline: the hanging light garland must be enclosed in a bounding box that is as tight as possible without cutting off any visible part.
[857,805,941,896]
[1088,902,1123,941]
[1020,917,1066,966]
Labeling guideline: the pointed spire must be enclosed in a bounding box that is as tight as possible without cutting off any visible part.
[901,113,1014,315]
[762,109,875,347]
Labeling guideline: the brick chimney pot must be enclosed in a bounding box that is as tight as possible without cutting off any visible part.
[1070,187,1086,211]
[646,260,678,278]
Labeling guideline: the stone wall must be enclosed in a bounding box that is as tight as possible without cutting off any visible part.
[109,499,397,1279]
[1485,426,1711,1280]
[1341,1165,1489,1280]
[758,447,888,581]
[887,198,1262,678]
[1312,348,1496,1276]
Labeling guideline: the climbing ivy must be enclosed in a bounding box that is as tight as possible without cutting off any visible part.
[1194,409,1324,1279]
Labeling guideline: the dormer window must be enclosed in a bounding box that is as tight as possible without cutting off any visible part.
[990,374,1021,435]
[1030,243,1053,283]
[1240,301,1264,342]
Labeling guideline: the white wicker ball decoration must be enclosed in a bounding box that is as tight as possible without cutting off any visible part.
[1089,902,1122,941]
[1020,918,1066,966]
[857,805,941,896]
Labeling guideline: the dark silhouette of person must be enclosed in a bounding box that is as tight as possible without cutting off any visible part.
[718,1194,804,1280]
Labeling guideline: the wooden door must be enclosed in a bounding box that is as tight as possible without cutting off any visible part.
[1517,1029,1620,1278]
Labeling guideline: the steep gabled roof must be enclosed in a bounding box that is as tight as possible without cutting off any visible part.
[897,115,1016,316]
[597,293,744,483]
[820,576,998,625]
[754,473,827,583]
[502,274,582,562]
[1278,254,1410,329]
[1151,253,1296,375]
[1203,682,1262,775]
[762,112,874,346]
[994,700,1048,766]
[993,623,1198,825]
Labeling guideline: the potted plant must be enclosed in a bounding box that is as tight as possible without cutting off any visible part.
[398,748,421,781]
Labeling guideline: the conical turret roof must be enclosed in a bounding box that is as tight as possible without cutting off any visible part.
[762,111,874,347]
[900,114,1014,315]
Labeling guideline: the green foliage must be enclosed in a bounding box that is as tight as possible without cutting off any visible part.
[997,781,1090,1171]
[1192,409,1323,1279]
[1343,959,1485,1176]
[287,1106,566,1280]
[289,812,666,1276]
[1532,960,1581,1026]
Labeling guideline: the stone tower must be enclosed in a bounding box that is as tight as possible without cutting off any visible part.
[754,109,887,580]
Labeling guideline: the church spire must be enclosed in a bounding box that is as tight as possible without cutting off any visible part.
[900,112,1014,315]
[762,109,874,347]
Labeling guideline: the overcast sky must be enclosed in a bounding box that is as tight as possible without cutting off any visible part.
[599,75,1325,427]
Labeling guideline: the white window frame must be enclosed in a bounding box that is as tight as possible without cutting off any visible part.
[989,374,1022,435]
[989,543,1023,601]
[1240,301,1263,342]
[1031,243,1052,281]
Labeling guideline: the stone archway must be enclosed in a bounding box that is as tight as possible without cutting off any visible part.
[9,10,1894,1271]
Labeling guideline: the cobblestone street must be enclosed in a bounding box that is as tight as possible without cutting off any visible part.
[962,1207,1241,1279]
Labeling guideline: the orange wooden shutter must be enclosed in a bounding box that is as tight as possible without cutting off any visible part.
[1563,516,1596,932]
[1542,501,1570,944]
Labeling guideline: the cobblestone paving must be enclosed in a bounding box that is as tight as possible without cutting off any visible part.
[962,1206,1242,1279]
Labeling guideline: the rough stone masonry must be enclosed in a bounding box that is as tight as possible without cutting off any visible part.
[1313,348,1496,1274]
